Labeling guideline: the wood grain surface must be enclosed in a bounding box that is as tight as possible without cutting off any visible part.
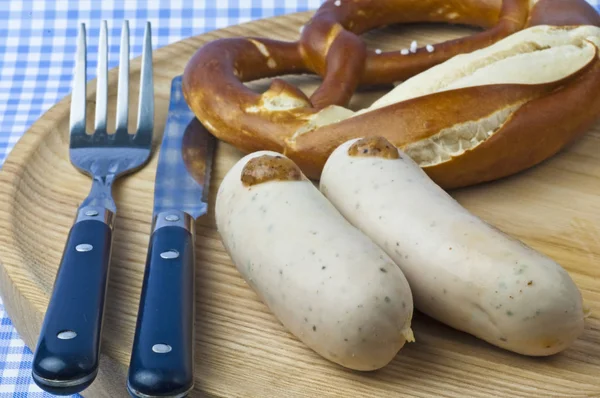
[1,11,600,398]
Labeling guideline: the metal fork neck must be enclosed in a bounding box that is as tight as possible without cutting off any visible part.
[76,174,117,228]
[80,174,117,211]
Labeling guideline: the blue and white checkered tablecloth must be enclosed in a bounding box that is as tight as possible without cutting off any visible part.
[1,1,600,397]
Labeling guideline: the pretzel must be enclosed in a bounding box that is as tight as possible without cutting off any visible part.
[182,0,600,189]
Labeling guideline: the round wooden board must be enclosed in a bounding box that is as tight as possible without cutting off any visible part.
[1,11,600,398]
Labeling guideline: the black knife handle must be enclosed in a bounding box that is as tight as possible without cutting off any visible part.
[128,215,195,398]
[32,213,113,396]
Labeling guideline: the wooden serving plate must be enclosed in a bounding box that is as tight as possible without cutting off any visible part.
[1,11,600,398]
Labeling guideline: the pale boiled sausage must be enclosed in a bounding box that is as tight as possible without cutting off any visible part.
[215,150,415,370]
[320,137,587,356]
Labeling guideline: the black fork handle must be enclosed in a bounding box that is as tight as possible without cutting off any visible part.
[32,207,114,395]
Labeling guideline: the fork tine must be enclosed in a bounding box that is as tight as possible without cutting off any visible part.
[115,20,130,135]
[69,23,86,136]
[94,20,108,134]
[135,21,154,140]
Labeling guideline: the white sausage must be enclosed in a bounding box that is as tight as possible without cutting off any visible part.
[319,137,587,356]
[215,150,415,370]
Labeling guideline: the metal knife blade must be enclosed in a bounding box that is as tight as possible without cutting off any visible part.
[127,75,215,398]
[152,74,215,220]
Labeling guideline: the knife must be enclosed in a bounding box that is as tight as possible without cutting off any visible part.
[127,75,215,398]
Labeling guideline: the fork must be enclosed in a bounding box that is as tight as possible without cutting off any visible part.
[31,20,154,395]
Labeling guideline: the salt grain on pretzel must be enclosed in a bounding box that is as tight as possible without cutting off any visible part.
[183,0,600,189]
[410,41,418,53]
